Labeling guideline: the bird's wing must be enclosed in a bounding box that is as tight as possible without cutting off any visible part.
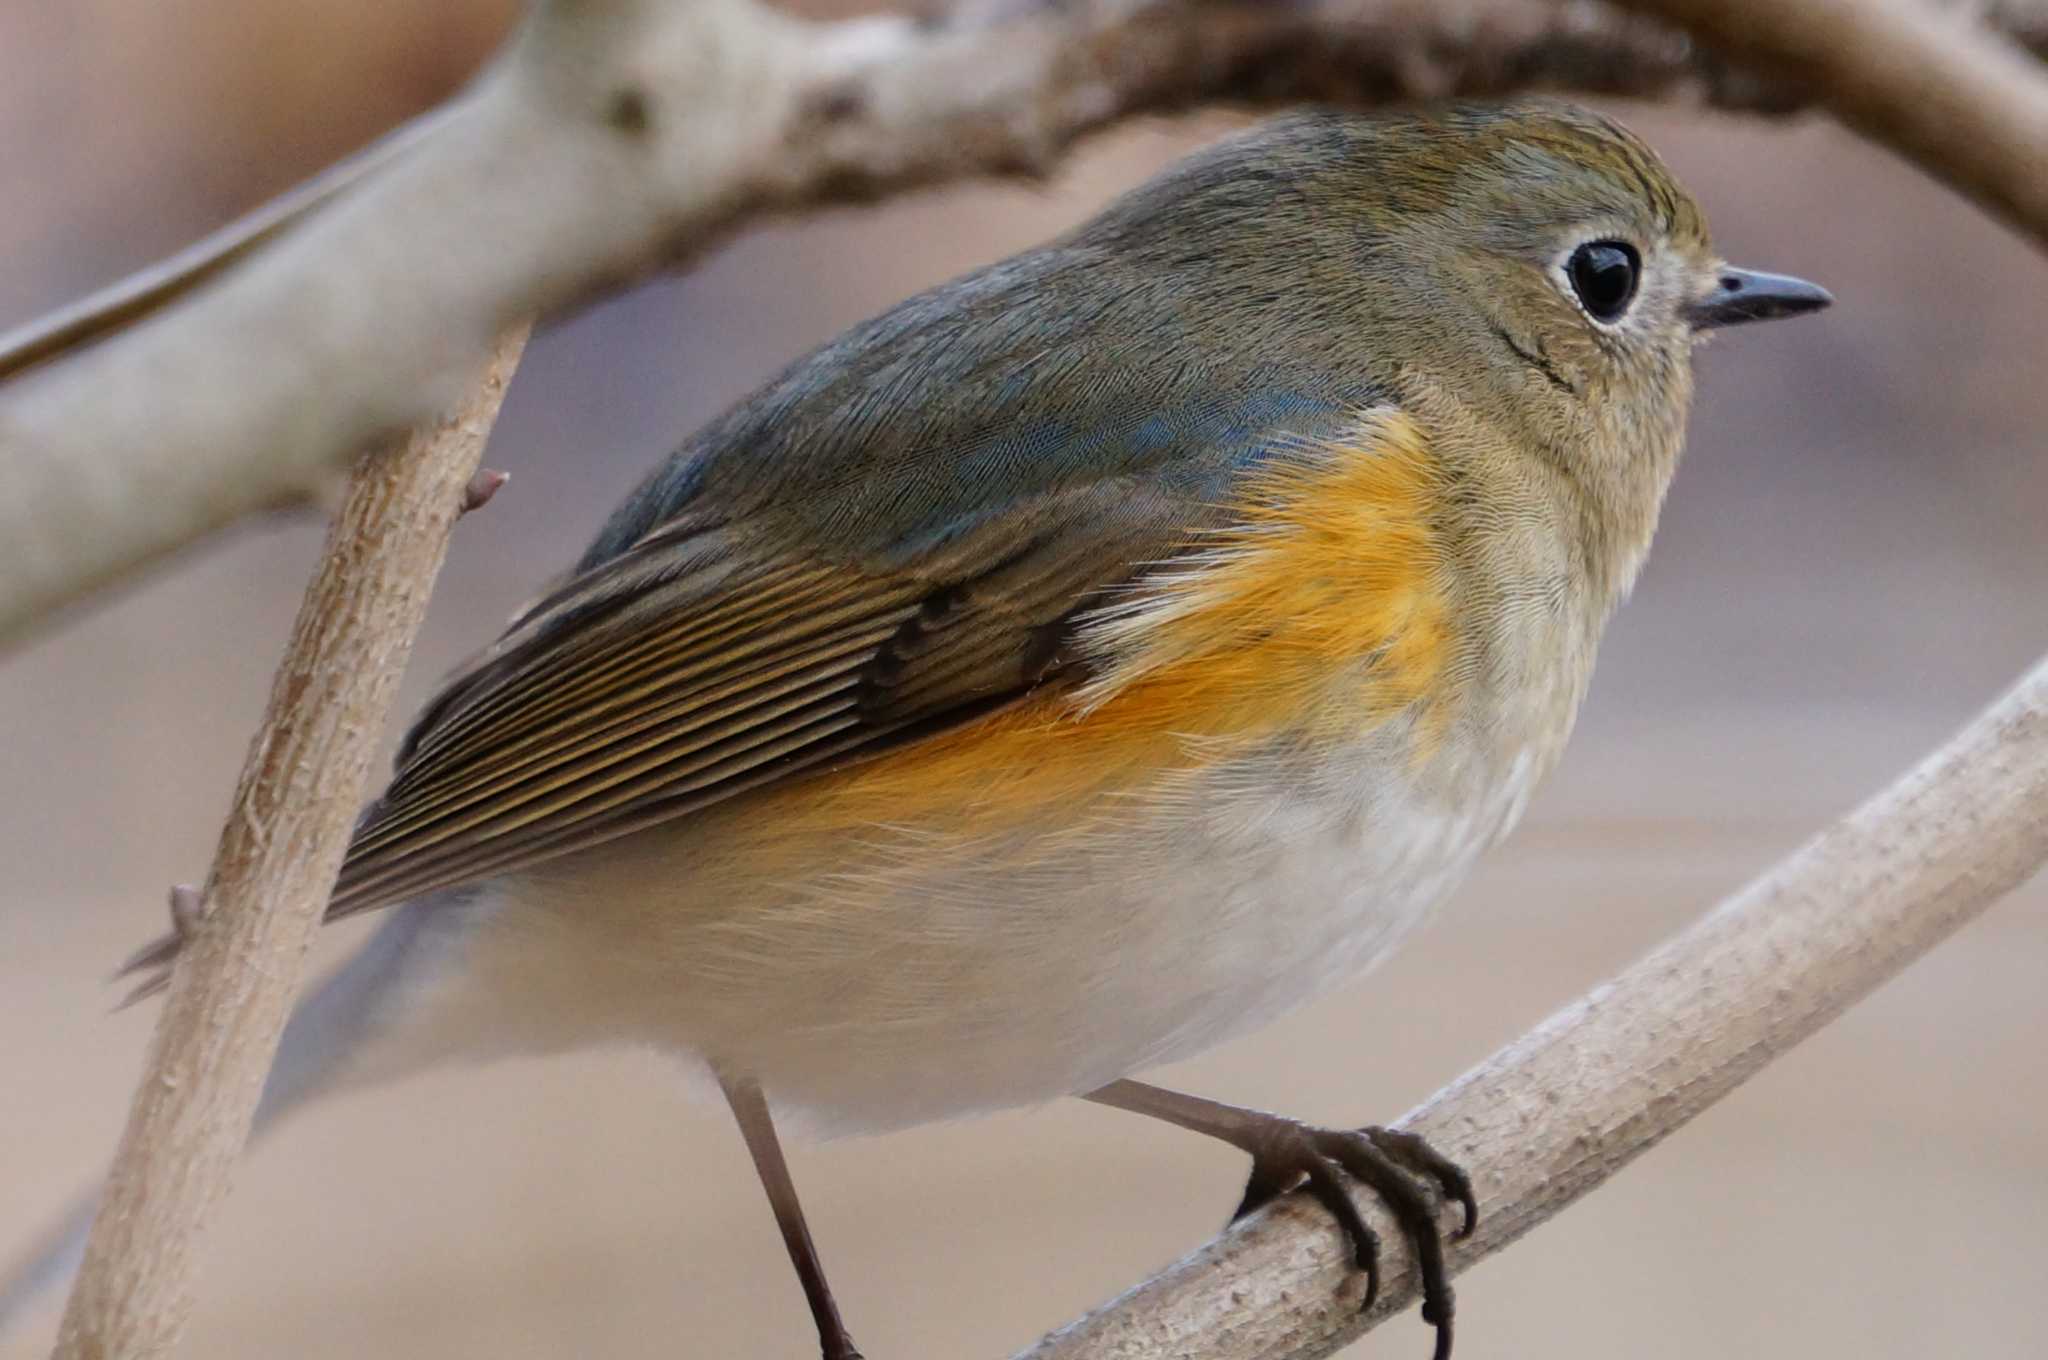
[324,470,1218,918]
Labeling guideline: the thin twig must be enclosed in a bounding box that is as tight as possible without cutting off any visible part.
[4,0,2047,649]
[48,327,530,1360]
[1019,655,2048,1359]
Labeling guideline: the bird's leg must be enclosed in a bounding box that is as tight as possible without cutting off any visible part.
[718,1070,863,1360]
[1083,1079,1475,1360]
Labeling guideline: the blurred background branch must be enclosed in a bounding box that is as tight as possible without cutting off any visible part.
[5,0,2048,650]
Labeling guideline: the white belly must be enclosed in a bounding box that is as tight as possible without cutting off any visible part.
[468,736,1538,1137]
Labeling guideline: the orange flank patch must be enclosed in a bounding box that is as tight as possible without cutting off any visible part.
[771,409,1460,835]
[1077,407,1456,740]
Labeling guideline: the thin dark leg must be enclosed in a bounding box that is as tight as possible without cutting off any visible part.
[719,1070,863,1360]
[1085,1079,1475,1360]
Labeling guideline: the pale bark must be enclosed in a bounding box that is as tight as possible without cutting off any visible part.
[48,331,530,1360]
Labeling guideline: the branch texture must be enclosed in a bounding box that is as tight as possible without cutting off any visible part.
[5,0,2047,646]
[1019,654,2048,1359]
[49,330,529,1360]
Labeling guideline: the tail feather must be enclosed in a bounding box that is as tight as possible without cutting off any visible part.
[1,896,461,1338]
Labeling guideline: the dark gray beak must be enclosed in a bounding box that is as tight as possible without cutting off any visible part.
[1687,267,1834,329]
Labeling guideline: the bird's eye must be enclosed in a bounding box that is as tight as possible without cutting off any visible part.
[1566,241,1640,323]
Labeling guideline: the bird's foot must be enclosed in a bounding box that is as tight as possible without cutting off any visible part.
[1230,1118,1475,1360]
[1082,1081,1476,1357]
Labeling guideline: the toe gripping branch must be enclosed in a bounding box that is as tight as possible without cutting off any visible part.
[1233,1122,1477,1360]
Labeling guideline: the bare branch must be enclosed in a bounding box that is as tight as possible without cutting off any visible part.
[1018,654,2048,1359]
[48,328,530,1360]
[1608,0,2048,242]
[5,0,2047,649]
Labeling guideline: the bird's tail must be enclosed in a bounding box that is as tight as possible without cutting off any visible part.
[0,893,481,1337]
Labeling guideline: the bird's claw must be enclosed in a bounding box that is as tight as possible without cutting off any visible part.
[1362,1124,1479,1240]
[1229,1118,1472,1359]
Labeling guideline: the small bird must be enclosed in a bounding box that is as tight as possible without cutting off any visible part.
[9,100,1830,1359]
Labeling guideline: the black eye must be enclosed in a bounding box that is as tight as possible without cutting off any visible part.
[1566,240,1640,323]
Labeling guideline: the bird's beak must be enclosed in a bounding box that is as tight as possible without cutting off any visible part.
[1686,266,1834,329]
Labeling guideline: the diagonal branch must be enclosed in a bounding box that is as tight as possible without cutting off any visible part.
[1017,653,2048,1359]
[47,329,530,1360]
[5,0,2048,649]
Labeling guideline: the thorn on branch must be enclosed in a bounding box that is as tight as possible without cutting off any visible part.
[167,883,206,941]
[460,468,509,516]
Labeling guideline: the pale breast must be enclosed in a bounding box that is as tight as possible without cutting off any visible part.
[476,703,1540,1136]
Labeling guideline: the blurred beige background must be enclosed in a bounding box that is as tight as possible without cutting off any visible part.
[3,4,2045,1358]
